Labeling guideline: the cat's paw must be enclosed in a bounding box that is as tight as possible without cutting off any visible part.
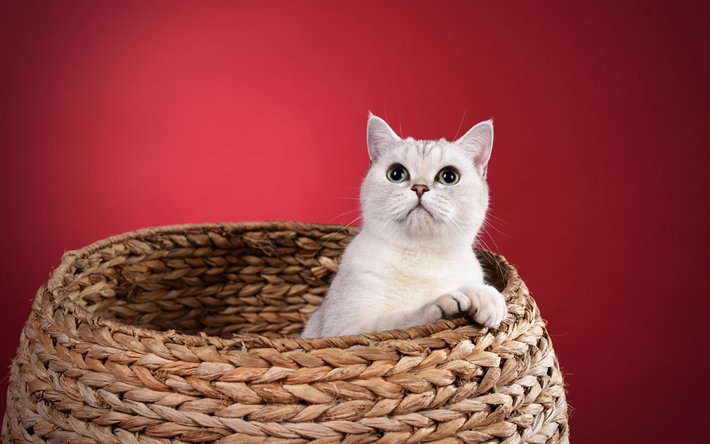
[431,285,507,327]
[431,292,473,320]
[457,284,508,327]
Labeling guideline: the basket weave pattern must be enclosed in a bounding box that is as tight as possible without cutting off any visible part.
[3,221,568,444]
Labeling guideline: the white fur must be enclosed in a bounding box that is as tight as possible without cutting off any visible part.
[302,114,507,338]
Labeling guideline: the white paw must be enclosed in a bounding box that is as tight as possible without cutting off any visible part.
[432,285,507,328]
[431,292,473,319]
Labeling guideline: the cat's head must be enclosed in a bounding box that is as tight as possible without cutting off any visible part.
[360,113,493,248]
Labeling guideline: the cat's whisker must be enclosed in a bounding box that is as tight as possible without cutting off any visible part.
[477,220,508,280]
[486,213,510,225]
[484,222,509,238]
[453,106,468,141]
[479,224,502,251]
[474,236,509,282]
[310,215,362,259]
[327,208,362,223]
[482,214,510,238]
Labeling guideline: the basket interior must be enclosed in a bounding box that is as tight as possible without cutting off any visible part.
[61,224,507,339]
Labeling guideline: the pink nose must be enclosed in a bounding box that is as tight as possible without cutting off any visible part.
[412,185,429,198]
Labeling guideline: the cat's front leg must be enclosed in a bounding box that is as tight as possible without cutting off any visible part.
[359,305,445,334]
[430,284,507,327]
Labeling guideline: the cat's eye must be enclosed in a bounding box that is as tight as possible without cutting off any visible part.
[438,168,460,185]
[387,166,409,183]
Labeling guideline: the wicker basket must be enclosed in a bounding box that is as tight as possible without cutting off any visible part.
[3,221,568,444]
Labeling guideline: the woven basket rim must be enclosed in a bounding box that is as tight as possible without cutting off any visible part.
[45,220,522,352]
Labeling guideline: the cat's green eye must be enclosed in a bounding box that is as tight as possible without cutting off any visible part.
[387,166,409,183]
[438,168,460,185]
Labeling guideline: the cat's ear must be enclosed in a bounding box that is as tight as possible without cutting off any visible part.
[367,112,401,163]
[457,119,494,178]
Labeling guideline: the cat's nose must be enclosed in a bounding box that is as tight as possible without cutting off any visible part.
[412,184,429,198]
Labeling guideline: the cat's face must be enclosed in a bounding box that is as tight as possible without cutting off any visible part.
[360,114,493,248]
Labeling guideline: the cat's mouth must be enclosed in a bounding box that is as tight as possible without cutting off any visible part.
[406,202,434,219]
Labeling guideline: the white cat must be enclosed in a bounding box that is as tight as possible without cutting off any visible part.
[301,113,507,338]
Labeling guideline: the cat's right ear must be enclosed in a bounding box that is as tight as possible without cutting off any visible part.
[457,119,494,179]
[367,112,400,164]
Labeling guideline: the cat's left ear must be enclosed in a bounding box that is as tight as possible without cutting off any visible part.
[456,119,494,179]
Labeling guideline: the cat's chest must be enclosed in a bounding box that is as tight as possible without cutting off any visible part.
[386,248,456,276]
[364,245,479,303]
[380,251,469,284]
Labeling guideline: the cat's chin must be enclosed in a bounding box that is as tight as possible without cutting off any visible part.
[405,204,434,220]
[402,210,449,237]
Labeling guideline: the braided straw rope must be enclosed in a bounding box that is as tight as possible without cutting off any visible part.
[3,221,568,444]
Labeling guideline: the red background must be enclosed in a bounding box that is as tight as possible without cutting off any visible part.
[1,1,708,442]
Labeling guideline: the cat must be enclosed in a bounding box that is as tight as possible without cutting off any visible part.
[301,113,508,338]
